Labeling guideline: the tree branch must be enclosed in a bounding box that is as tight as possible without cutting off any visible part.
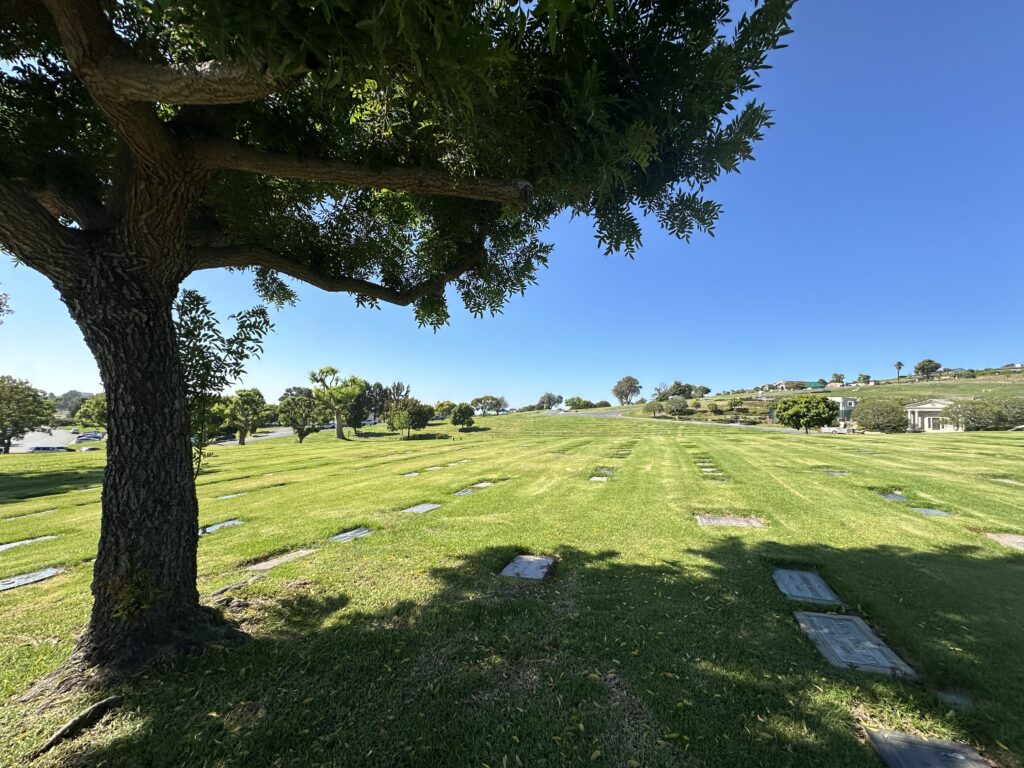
[40,0,177,164]
[192,138,534,205]
[93,58,291,106]
[192,243,485,306]
[33,184,106,230]
[0,179,82,277]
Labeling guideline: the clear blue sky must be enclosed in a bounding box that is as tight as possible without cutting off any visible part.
[2,2,1022,406]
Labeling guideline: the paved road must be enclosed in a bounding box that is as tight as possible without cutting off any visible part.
[214,427,294,446]
[9,428,81,453]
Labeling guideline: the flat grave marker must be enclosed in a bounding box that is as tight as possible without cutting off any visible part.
[700,467,720,473]
[865,729,987,768]
[772,569,842,606]
[2,509,56,522]
[424,466,444,471]
[825,470,848,476]
[991,477,1024,487]
[217,492,246,500]
[329,527,372,544]
[589,476,609,482]
[246,548,318,572]
[985,532,1024,551]
[911,507,951,518]
[199,519,243,536]
[0,535,58,554]
[0,567,64,592]
[402,503,441,514]
[879,491,909,503]
[793,611,916,678]
[696,515,764,528]
[402,472,420,477]
[471,482,494,488]
[500,555,554,580]
[453,489,474,496]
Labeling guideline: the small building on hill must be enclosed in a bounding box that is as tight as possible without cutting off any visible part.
[905,399,957,432]
[828,396,857,422]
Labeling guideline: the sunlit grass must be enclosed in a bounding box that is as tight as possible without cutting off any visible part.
[1,417,1022,766]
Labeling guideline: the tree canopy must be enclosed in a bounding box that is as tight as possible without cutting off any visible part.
[75,392,107,428]
[225,388,265,445]
[612,376,641,405]
[914,359,941,379]
[852,399,907,433]
[774,395,839,434]
[0,374,55,453]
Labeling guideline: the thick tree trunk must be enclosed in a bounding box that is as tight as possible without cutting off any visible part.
[62,263,218,674]
[238,428,248,446]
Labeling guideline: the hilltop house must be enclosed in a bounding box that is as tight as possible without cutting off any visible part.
[827,396,857,422]
[905,399,957,432]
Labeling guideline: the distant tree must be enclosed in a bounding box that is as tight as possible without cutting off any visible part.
[654,381,694,401]
[693,385,711,398]
[174,290,272,475]
[664,396,692,417]
[914,359,941,380]
[942,400,1007,432]
[993,397,1024,427]
[565,396,596,410]
[451,403,475,431]
[261,403,279,428]
[471,395,507,415]
[895,361,904,380]
[0,375,55,453]
[364,382,388,420]
[434,401,457,419]
[56,390,92,417]
[279,393,328,443]
[856,373,871,384]
[387,399,434,438]
[774,396,839,434]
[830,372,845,383]
[0,290,9,324]
[643,400,665,418]
[225,389,266,446]
[386,382,412,407]
[345,384,371,435]
[852,399,908,433]
[537,393,563,410]
[612,376,642,405]
[280,386,313,401]
[310,367,366,439]
[594,400,611,408]
[76,393,108,428]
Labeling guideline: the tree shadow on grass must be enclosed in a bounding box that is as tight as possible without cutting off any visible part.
[15,541,1022,767]
[0,466,106,503]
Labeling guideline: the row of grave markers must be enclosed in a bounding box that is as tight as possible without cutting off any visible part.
[1,471,497,590]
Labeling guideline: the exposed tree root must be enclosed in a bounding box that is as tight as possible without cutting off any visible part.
[27,696,122,761]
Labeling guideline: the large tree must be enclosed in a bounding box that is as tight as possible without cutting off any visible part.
[914,359,942,380]
[0,0,793,674]
[310,367,365,439]
[612,375,642,405]
[75,392,107,428]
[537,393,564,410]
[225,388,265,446]
[774,395,839,434]
[0,375,55,453]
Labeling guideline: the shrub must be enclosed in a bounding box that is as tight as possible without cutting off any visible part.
[852,399,908,433]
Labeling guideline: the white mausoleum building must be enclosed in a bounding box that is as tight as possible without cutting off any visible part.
[905,398,957,432]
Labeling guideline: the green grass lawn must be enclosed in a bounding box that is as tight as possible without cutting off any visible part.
[2,417,1023,767]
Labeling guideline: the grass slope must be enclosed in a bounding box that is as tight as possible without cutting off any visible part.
[1,417,1022,767]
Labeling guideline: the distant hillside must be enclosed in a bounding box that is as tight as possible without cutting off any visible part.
[636,370,1024,427]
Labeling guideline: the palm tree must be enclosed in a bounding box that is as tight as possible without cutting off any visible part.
[895,361,904,381]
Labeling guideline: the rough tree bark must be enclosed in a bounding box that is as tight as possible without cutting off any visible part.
[57,237,224,672]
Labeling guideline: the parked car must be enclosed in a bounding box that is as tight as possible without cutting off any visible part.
[70,428,80,434]
[76,435,101,443]
[30,446,70,452]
